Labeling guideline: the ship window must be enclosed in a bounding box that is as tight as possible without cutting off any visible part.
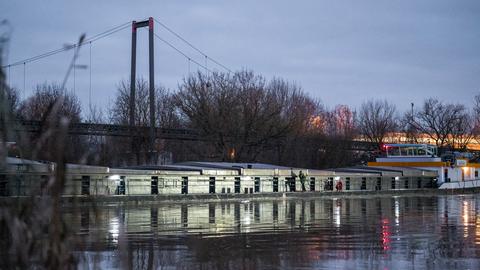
[385,144,437,157]
[235,177,241,193]
[181,177,188,194]
[254,177,260,192]
[81,176,90,195]
[375,178,381,190]
[272,177,278,192]
[209,177,215,194]
[361,178,366,190]
[309,177,315,191]
[151,177,158,195]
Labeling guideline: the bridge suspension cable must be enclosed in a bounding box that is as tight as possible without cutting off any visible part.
[154,18,233,74]
[2,21,131,68]
[153,33,214,74]
[4,18,234,77]
[89,41,92,109]
[22,62,25,99]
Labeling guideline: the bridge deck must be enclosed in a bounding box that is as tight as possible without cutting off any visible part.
[11,120,200,141]
[8,120,378,150]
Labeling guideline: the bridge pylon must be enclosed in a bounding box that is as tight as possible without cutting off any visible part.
[130,17,156,165]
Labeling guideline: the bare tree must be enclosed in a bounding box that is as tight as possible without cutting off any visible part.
[175,70,317,162]
[85,104,106,124]
[18,82,81,123]
[412,98,467,150]
[306,104,359,168]
[110,78,180,127]
[399,109,419,144]
[357,99,397,148]
[15,82,84,162]
[259,77,319,165]
[450,110,474,150]
[107,78,180,165]
[110,79,149,125]
[325,105,357,139]
[83,105,108,164]
[472,94,480,144]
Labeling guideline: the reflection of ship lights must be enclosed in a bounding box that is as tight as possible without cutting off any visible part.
[243,215,251,226]
[242,214,252,233]
[109,217,120,244]
[394,199,400,226]
[463,201,469,238]
[334,204,341,227]
[381,218,391,251]
[476,215,480,245]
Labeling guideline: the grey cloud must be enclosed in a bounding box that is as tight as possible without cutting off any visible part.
[1,0,479,115]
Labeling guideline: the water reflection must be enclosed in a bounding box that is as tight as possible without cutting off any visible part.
[66,195,480,269]
[394,198,400,226]
[333,198,341,227]
[108,217,119,244]
[381,218,391,251]
[463,201,470,238]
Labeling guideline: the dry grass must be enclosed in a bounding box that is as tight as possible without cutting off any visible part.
[0,33,98,269]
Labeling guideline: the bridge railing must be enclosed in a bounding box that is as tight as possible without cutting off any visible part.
[10,119,200,140]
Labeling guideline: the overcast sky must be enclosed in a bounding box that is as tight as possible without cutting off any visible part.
[2,0,480,114]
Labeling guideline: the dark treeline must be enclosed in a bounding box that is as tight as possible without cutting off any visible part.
[4,70,480,168]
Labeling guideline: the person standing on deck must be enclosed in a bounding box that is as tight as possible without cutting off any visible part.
[290,169,297,192]
[335,180,343,191]
[299,171,307,192]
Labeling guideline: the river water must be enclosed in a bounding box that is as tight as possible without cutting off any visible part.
[67,194,480,269]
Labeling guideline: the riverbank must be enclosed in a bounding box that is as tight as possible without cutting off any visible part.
[1,187,479,206]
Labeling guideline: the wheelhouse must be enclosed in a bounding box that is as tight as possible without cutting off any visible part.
[384,144,437,157]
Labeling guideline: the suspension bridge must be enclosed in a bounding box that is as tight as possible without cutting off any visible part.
[2,17,379,153]
[3,17,230,143]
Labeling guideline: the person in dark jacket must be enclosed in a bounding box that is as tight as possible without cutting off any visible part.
[290,169,297,192]
[299,171,307,192]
